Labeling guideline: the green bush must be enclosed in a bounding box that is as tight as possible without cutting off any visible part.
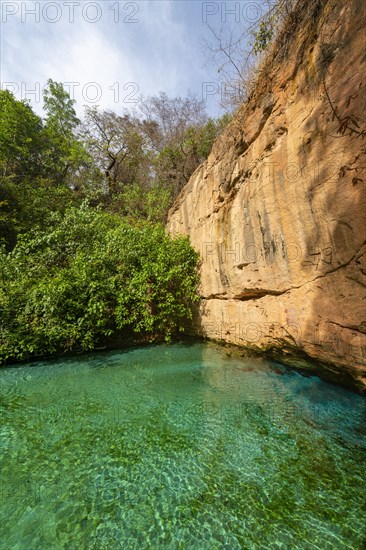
[0,177,81,249]
[0,204,199,363]
[108,183,173,223]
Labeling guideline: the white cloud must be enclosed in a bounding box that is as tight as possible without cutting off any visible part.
[0,0,223,117]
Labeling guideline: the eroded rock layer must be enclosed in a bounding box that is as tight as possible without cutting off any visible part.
[167,0,366,389]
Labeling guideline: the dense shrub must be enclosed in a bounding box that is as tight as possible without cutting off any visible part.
[0,204,199,363]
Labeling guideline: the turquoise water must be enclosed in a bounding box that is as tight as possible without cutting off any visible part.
[0,343,365,549]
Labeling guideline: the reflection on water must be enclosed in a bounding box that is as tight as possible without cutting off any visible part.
[0,343,365,549]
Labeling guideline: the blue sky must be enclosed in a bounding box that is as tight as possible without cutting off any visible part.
[0,1,269,118]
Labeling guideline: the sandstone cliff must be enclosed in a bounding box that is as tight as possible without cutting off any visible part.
[167,0,366,390]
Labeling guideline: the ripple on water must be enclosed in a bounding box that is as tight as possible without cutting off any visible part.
[0,342,365,549]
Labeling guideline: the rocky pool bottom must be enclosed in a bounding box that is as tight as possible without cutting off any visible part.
[0,342,365,549]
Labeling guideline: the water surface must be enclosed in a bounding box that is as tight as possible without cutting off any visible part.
[1,343,365,549]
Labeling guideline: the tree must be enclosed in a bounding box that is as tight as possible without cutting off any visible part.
[42,79,89,184]
[138,92,207,148]
[43,79,80,135]
[0,90,44,183]
[0,87,83,248]
[82,106,146,198]
[137,92,210,198]
[0,90,47,247]
[202,0,297,110]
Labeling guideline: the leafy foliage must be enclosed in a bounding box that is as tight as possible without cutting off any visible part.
[0,205,199,363]
[42,79,90,184]
[151,114,232,201]
[0,90,44,182]
[1,84,230,247]
[0,82,227,363]
[109,183,173,223]
[253,21,275,55]
[0,84,87,247]
[0,203,197,361]
[0,179,79,249]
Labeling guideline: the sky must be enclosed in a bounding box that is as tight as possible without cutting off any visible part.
[0,0,270,119]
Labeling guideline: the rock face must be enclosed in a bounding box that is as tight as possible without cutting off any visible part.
[167,0,366,389]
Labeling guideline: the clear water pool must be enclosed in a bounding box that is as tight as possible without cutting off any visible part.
[0,342,365,549]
